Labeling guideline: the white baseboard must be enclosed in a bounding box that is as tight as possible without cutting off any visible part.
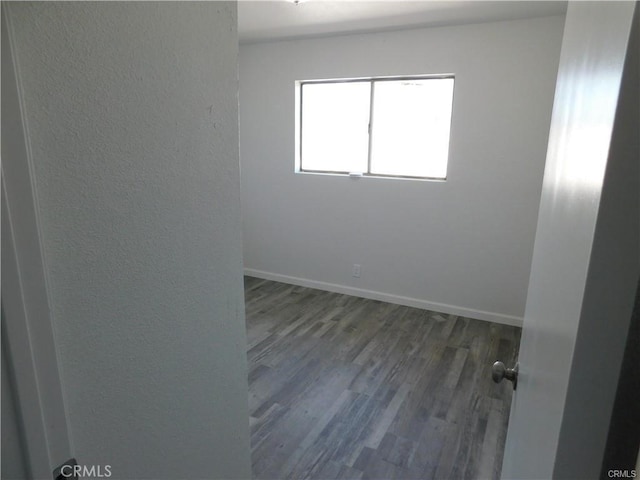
[244,268,523,328]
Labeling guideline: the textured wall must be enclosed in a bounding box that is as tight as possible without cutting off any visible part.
[5,2,250,478]
[239,15,564,325]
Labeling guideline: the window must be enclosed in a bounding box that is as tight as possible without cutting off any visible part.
[297,75,455,180]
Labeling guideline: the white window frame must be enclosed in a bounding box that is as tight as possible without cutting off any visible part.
[294,74,455,181]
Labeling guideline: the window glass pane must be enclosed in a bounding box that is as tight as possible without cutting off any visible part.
[370,78,454,178]
[301,82,370,173]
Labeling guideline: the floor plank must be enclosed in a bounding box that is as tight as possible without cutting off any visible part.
[245,277,520,480]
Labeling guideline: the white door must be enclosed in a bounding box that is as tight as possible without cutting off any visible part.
[501,2,639,479]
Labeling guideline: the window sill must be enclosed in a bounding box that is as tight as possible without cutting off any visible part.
[294,170,447,182]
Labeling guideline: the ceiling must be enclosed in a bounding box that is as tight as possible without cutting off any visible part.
[238,0,567,44]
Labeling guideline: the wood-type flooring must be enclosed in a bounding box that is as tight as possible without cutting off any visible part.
[245,277,521,480]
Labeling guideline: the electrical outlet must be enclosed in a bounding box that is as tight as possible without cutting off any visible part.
[352,264,361,278]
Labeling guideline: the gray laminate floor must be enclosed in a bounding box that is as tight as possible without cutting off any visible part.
[245,277,520,480]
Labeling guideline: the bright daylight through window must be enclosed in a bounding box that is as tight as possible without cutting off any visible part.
[298,76,454,179]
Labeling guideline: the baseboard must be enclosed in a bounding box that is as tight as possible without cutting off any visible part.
[244,268,524,328]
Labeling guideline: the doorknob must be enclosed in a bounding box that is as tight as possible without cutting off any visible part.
[492,361,518,390]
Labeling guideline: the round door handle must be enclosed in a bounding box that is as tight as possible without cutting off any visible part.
[492,361,519,390]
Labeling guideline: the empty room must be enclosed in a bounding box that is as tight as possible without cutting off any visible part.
[2,2,638,480]
[239,2,561,478]
[238,1,639,479]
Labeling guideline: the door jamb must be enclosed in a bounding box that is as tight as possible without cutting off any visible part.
[1,4,73,477]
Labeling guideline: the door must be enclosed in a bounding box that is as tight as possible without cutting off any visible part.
[500,2,639,479]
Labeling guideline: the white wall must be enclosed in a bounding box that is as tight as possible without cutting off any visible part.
[239,15,565,325]
[4,3,251,479]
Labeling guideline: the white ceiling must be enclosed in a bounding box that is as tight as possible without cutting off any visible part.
[238,0,567,44]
